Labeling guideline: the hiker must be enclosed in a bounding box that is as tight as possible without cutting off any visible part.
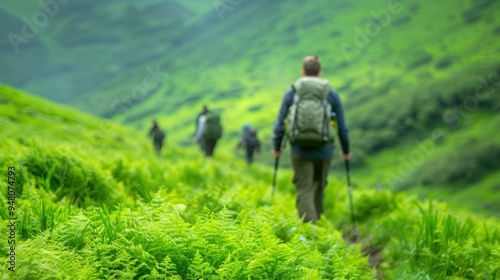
[194,105,209,152]
[272,55,352,224]
[148,119,166,153]
[193,109,223,157]
[237,124,261,165]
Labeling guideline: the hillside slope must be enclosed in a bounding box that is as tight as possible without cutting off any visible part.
[1,1,499,216]
[90,0,500,215]
[1,83,500,279]
[0,0,210,103]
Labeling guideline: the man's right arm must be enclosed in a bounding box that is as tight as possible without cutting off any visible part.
[329,90,350,155]
[272,88,294,152]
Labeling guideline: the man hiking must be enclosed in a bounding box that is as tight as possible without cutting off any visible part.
[193,108,223,157]
[237,124,261,165]
[272,55,351,224]
[148,119,166,153]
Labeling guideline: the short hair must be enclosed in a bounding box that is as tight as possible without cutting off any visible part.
[303,55,321,76]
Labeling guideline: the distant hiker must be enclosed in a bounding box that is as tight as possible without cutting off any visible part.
[149,119,166,153]
[237,124,261,165]
[272,55,351,224]
[194,105,209,152]
[193,109,223,157]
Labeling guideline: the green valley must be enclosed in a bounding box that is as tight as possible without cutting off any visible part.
[1,84,499,279]
[1,0,500,278]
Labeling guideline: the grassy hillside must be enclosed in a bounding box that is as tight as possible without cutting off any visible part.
[0,0,207,102]
[1,84,500,278]
[1,0,499,222]
[82,0,500,215]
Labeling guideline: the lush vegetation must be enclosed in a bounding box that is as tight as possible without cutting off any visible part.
[2,0,500,277]
[2,0,500,215]
[1,86,499,279]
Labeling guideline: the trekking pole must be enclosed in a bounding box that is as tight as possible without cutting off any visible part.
[345,159,359,241]
[271,155,280,197]
[271,137,287,198]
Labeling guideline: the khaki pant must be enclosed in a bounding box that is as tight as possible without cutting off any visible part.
[291,154,330,224]
[204,139,218,157]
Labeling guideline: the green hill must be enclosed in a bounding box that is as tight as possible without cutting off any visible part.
[1,0,499,231]
[1,85,499,278]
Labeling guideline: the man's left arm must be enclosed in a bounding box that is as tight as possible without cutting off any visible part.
[194,116,206,141]
[272,89,294,153]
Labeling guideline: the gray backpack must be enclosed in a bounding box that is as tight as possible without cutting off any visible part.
[286,77,334,147]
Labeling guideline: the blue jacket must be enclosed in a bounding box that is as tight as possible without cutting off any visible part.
[272,85,350,160]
